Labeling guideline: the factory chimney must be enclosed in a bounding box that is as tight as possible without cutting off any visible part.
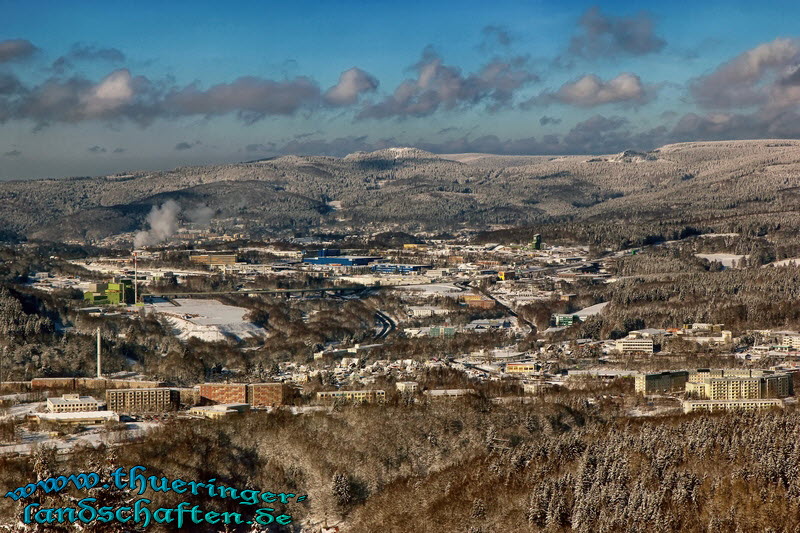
[96,327,102,378]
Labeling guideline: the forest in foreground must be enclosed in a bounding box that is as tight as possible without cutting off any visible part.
[1,397,799,532]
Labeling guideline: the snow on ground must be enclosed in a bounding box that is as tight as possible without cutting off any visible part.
[148,298,264,342]
[574,301,609,319]
[395,283,464,296]
[695,253,748,268]
[0,422,160,456]
[766,257,800,267]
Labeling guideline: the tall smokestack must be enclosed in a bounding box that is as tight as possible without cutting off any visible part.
[133,250,138,304]
[96,327,102,378]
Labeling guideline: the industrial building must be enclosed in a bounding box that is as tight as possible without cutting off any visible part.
[370,263,430,274]
[189,254,238,266]
[302,249,381,267]
[635,371,689,395]
[105,388,179,413]
[46,394,100,413]
[553,314,580,327]
[83,278,134,305]
[316,390,386,403]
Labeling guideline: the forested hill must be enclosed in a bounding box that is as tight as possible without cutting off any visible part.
[3,140,800,244]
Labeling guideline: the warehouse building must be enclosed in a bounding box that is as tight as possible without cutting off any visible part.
[189,254,238,266]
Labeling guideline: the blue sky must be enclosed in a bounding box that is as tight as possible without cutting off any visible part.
[2,0,800,178]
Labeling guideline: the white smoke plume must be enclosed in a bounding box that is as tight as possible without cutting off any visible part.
[186,205,214,226]
[134,200,181,248]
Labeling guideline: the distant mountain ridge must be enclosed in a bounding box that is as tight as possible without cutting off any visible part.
[3,140,800,243]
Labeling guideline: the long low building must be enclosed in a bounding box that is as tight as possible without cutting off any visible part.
[198,382,289,407]
[615,337,655,354]
[683,399,784,413]
[316,390,385,403]
[31,411,119,426]
[685,370,792,400]
[46,394,100,413]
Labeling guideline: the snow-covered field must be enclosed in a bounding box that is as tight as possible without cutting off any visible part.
[695,253,748,268]
[0,422,159,456]
[148,298,264,342]
[766,257,800,267]
[395,283,464,296]
[575,301,609,319]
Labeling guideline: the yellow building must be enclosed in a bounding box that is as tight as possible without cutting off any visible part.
[615,337,654,354]
[683,399,783,414]
[686,370,792,400]
[316,390,385,403]
[505,363,538,374]
[189,254,237,266]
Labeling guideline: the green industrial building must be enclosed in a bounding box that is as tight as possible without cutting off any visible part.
[83,278,134,305]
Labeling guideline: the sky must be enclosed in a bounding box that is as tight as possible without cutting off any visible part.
[2,0,800,179]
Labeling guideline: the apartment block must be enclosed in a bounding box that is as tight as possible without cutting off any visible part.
[683,399,784,414]
[686,369,792,400]
[199,384,247,405]
[246,383,288,407]
[635,371,689,395]
[316,390,386,403]
[105,388,179,413]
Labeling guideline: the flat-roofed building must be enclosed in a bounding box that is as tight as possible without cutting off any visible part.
[523,381,553,394]
[423,389,476,400]
[396,381,419,394]
[316,390,385,403]
[686,369,792,400]
[775,331,800,349]
[46,394,100,413]
[505,362,539,374]
[615,337,654,355]
[246,383,289,407]
[189,404,250,419]
[189,254,237,266]
[105,388,178,413]
[635,371,689,394]
[32,411,119,426]
[199,383,247,405]
[683,399,783,414]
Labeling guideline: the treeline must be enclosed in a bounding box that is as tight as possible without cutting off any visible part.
[2,402,799,531]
